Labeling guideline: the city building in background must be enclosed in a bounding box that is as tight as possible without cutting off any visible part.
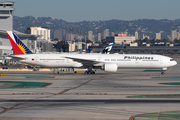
[116,34,126,37]
[124,31,128,36]
[66,33,71,40]
[25,27,54,53]
[103,29,109,39]
[25,27,51,41]
[62,29,66,40]
[54,29,67,40]
[88,31,93,41]
[106,34,135,45]
[66,33,77,41]
[171,30,178,41]
[111,32,115,36]
[178,32,180,40]
[143,34,150,39]
[135,31,138,40]
[156,32,161,40]
[54,30,63,40]
[68,41,76,52]
[98,33,101,42]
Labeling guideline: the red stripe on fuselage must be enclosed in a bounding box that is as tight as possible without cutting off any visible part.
[7,33,25,55]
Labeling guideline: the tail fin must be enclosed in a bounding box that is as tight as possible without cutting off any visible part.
[79,49,85,54]
[101,43,113,54]
[6,31,33,55]
[88,48,93,53]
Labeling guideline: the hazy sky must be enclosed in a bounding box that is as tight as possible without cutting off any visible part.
[2,0,180,22]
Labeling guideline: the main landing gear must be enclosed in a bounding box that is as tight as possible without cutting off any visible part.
[84,66,96,74]
[84,70,95,74]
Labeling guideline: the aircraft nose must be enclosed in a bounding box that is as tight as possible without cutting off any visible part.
[171,60,177,66]
[169,58,177,66]
[174,61,177,66]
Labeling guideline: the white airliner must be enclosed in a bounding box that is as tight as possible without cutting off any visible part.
[6,31,177,75]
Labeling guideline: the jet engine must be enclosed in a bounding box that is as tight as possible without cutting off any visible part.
[101,63,118,72]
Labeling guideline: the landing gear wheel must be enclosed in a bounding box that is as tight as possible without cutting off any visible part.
[161,72,165,75]
[84,71,95,74]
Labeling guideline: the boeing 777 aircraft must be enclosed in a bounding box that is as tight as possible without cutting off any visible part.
[6,31,177,75]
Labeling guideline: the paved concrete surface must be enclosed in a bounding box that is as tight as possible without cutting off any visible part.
[0,56,180,120]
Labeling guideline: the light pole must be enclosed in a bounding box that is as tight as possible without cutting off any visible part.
[84,32,87,53]
[77,30,80,52]
[77,30,82,52]
[69,28,73,53]
[79,31,82,52]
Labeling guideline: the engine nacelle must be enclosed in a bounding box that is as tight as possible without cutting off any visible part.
[101,63,118,72]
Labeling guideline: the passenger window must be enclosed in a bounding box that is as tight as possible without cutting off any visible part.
[105,59,110,61]
[111,59,116,61]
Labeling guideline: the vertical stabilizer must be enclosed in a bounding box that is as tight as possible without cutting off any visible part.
[6,31,33,55]
[79,49,86,54]
[101,43,113,54]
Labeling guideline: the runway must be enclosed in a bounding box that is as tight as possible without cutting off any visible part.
[0,56,180,120]
[1,99,180,103]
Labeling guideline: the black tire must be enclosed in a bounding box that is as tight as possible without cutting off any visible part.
[161,72,165,75]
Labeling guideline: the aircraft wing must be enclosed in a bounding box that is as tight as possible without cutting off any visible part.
[65,57,103,67]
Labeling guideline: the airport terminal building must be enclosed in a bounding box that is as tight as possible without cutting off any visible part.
[0,1,42,55]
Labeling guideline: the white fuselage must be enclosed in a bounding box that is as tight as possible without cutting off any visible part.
[15,53,177,70]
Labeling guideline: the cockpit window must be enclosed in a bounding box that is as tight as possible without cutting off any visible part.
[170,59,175,61]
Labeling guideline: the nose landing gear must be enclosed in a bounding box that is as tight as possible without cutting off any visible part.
[161,68,167,75]
[161,71,165,75]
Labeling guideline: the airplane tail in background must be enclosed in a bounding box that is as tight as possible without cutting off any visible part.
[101,43,113,54]
[88,43,113,54]
[79,48,85,54]
[6,31,33,55]
[88,48,93,53]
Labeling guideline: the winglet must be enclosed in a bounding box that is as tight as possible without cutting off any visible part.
[6,31,33,55]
